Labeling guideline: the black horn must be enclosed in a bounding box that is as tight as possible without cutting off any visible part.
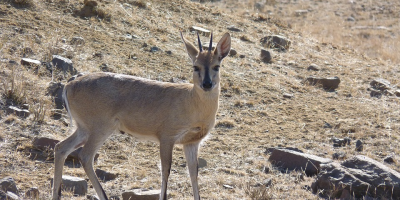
[208,32,213,52]
[197,32,203,52]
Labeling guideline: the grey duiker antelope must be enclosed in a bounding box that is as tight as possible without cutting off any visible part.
[52,32,231,200]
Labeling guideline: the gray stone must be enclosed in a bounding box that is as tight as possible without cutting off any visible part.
[355,140,363,151]
[313,155,400,199]
[70,36,85,45]
[283,93,293,99]
[229,48,237,56]
[307,64,320,71]
[0,177,18,195]
[347,16,356,21]
[95,169,118,181]
[21,58,41,66]
[51,55,77,75]
[260,49,272,63]
[265,147,303,154]
[227,25,242,32]
[268,149,332,176]
[260,35,291,50]
[198,157,207,168]
[32,137,99,161]
[383,155,395,164]
[122,189,160,200]
[369,89,382,98]
[295,10,308,16]
[47,82,64,109]
[59,175,87,196]
[394,90,400,97]
[370,78,391,91]
[6,106,30,118]
[150,46,160,52]
[25,187,39,199]
[332,152,346,160]
[189,26,210,37]
[306,76,340,89]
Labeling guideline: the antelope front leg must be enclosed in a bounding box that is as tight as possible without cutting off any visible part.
[183,142,200,200]
[159,141,174,200]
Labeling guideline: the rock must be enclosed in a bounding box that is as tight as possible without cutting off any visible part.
[202,42,216,51]
[1,191,19,200]
[32,137,99,161]
[87,194,100,200]
[189,26,210,37]
[95,169,118,181]
[383,155,395,164]
[229,48,237,56]
[99,63,113,72]
[0,177,18,195]
[283,93,293,99]
[57,175,87,196]
[394,90,400,97]
[295,10,308,16]
[239,55,245,58]
[307,64,320,71]
[25,187,39,199]
[306,76,340,89]
[32,137,59,150]
[46,82,64,109]
[332,137,346,147]
[150,46,160,52]
[51,55,77,75]
[332,152,346,160]
[227,25,242,32]
[70,36,85,45]
[370,78,391,91]
[198,157,207,168]
[21,58,41,66]
[344,137,351,145]
[268,149,332,176]
[260,49,272,63]
[122,189,160,200]
[355,140,363,151]
[265,147,303,154]
[369,89,382,98]
[323,122,332,128]
[223,185,234,189]
[260,35,291,50]
[312,155,400,199]
[347,16,356,21]
[6,106,30,118]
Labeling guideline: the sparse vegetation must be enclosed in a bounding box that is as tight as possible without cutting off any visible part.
[0,0,399,199]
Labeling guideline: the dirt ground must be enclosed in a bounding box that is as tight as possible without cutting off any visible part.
[1,0,399,199]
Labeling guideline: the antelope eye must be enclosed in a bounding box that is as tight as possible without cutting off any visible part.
[193,66,200,72]
[213,65,220,71]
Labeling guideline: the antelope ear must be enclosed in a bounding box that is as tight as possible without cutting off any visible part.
[180,32,199,63]
[215,32,231,61]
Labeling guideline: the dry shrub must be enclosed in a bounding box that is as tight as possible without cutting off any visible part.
[2,66,27,105]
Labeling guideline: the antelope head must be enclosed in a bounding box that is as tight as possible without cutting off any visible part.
[181,32,231,92]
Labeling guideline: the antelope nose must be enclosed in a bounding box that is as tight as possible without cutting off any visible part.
[202,81,213,89]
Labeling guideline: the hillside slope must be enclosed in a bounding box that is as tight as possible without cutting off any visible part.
[1,0,399,199]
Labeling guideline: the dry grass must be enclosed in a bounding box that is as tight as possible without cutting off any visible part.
[0,0,400,199]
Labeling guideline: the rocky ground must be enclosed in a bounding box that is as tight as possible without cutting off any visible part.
[1,0,400,199]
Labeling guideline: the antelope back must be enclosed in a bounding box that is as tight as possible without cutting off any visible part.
[181,32,231,92]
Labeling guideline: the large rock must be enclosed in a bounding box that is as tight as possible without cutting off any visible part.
[370,78,390,91]
[122,189,160,200]
[312,155,400,199]
[0,177,18,195]
[260,35,291,50]
[32,137,99,161]
[95,169,118,181]
[57,175,87,196]
[268,149,332,176]
[306,76,340,89]
[51,55,77,75]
